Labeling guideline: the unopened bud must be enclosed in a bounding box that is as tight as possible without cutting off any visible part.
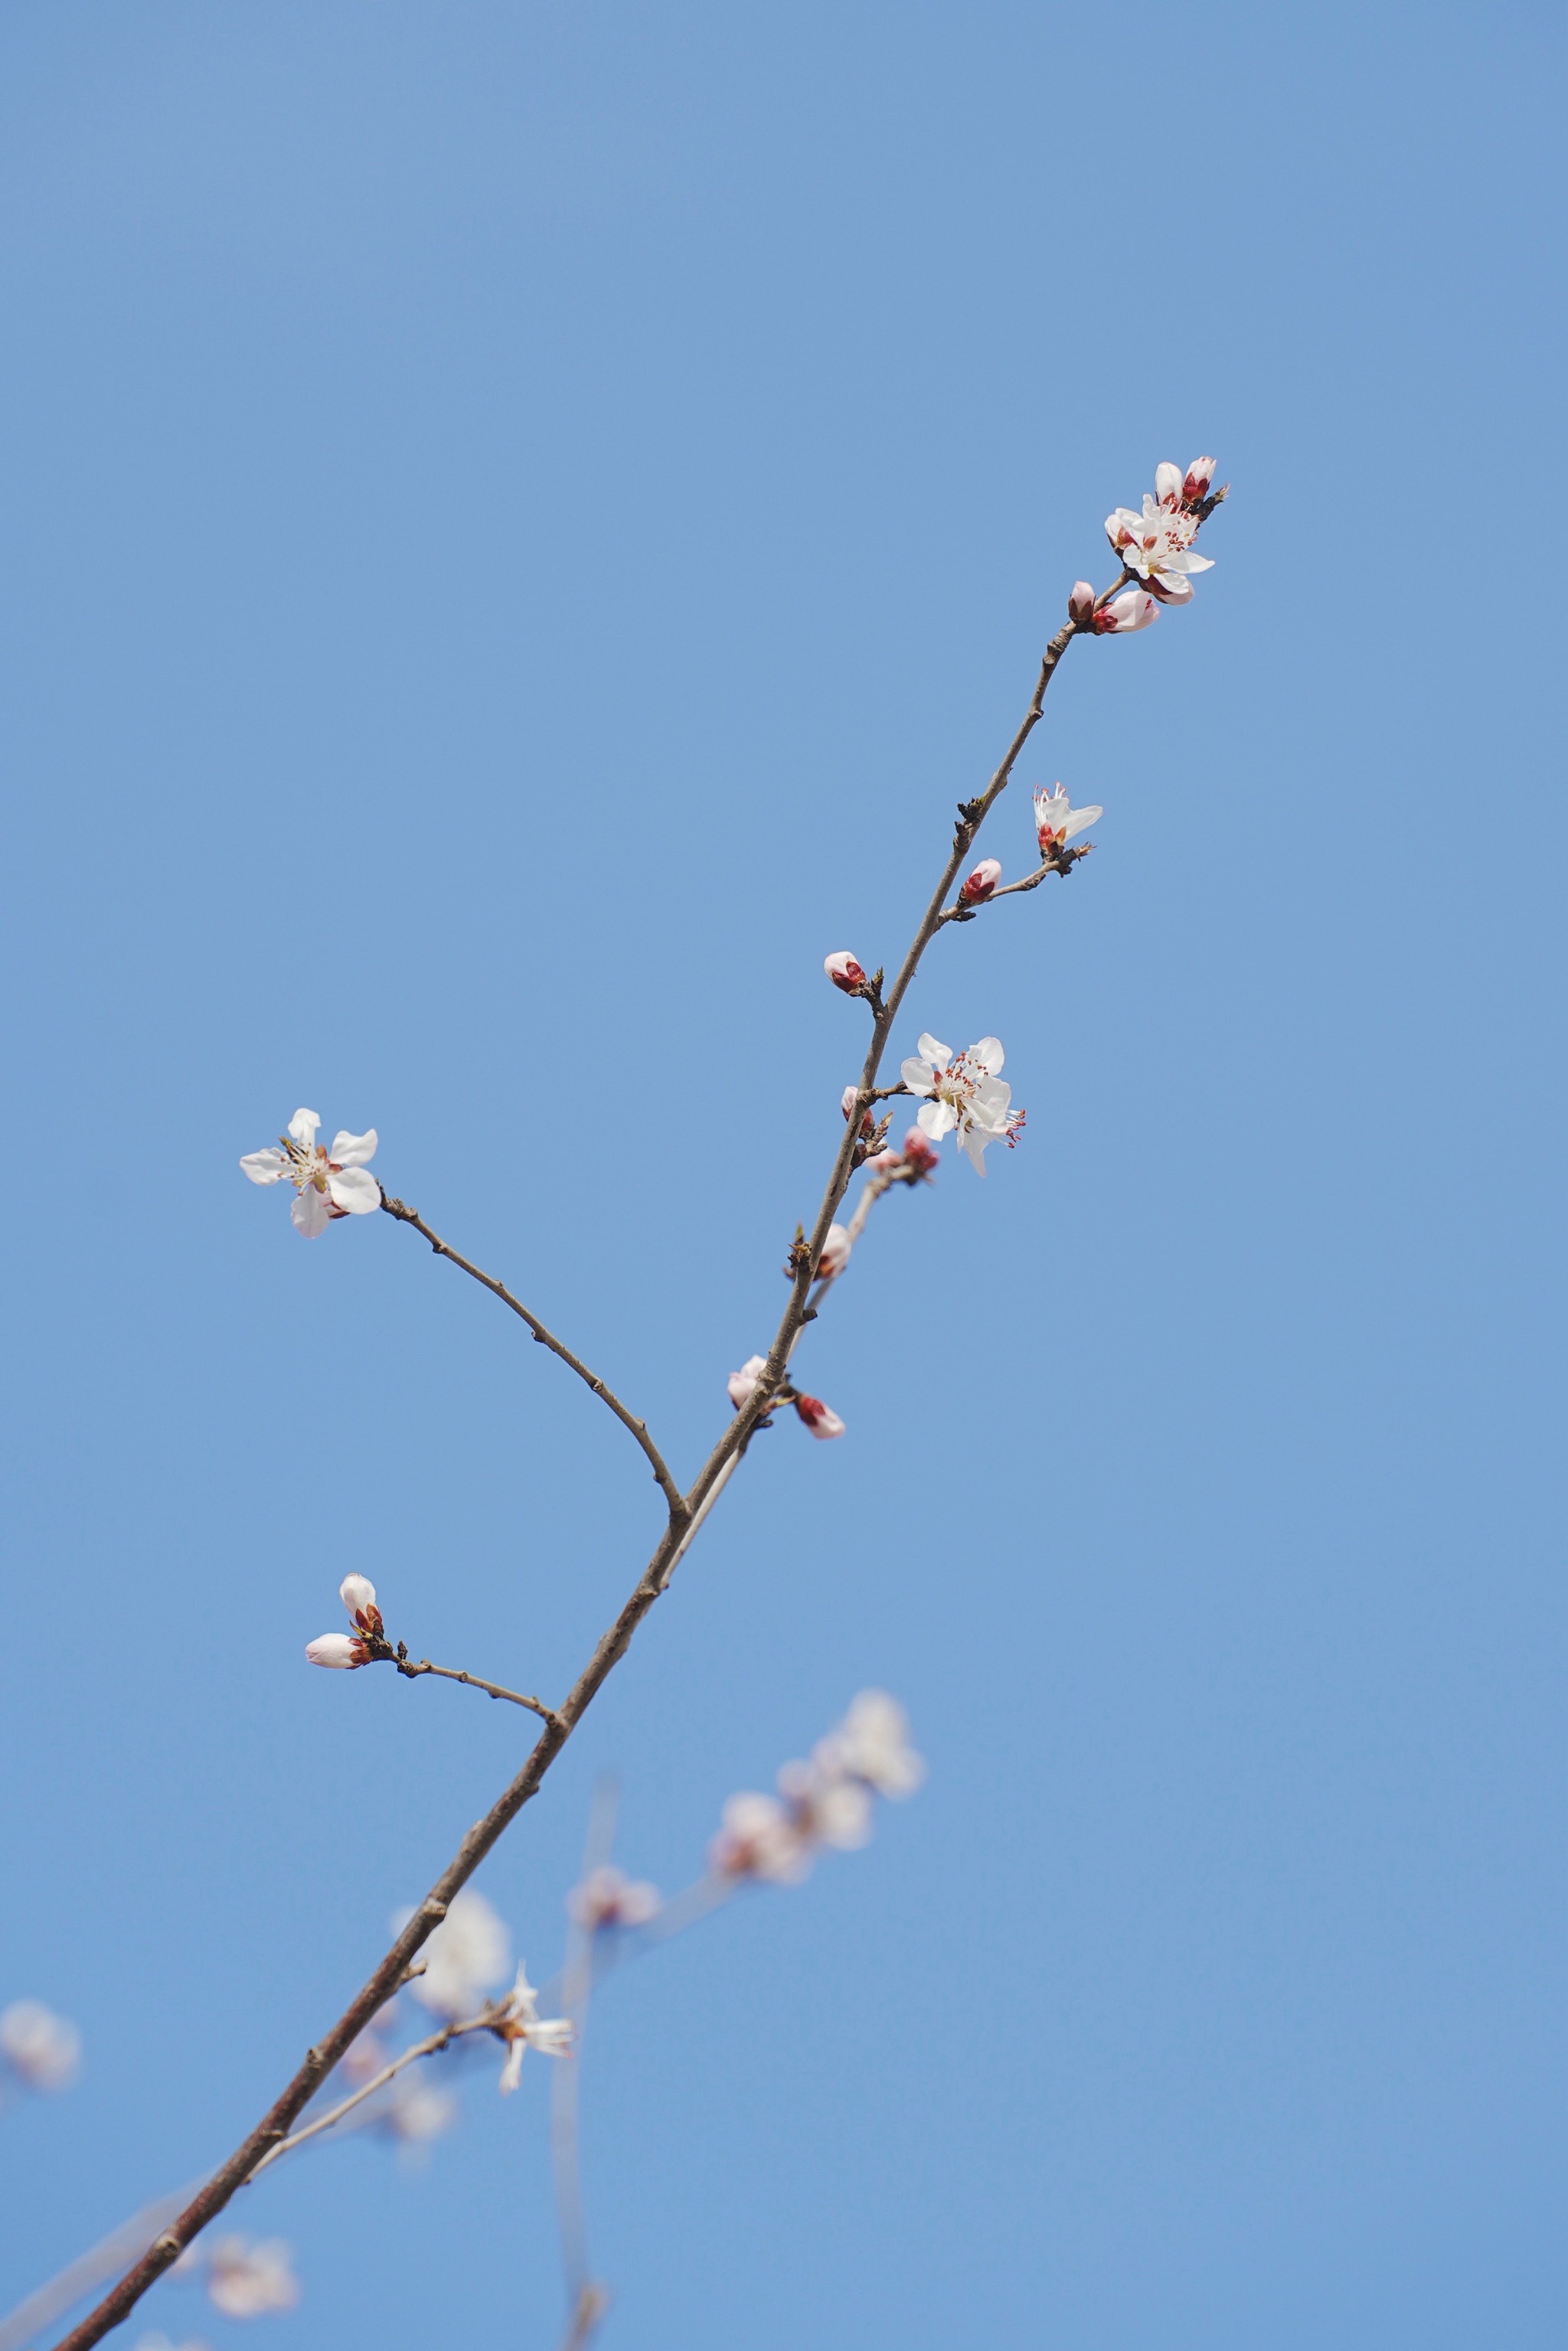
[1067,580,1096,625]
[1182,454,1216,504]
[1093,589,1158,635]
[1154,459,1184,505]
[961,858,1001,904]
[824,951,867,994]
[339,1572,383,1634]
[816,1223,851,1281]
[727,1353,769,1410]
[900,1129,939,1176]
[306,1632,368,1670]
[793,1393,845,1440]
[841,1086,874,1137]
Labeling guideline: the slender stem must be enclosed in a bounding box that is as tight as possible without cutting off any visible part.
[49,616,1089,2351]
[558,2284,610,2351]
[381,1654,564,1730]
[936,843,1092,923]
[377,1197,688,1525]
[247,2016,494,2176]
[552,1787,617,2316]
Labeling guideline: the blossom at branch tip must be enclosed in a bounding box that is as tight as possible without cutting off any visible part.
[776,1758,873,1849]
[816,1223,852,1281]
[339,1572,383,1636]
[708,1791,812,1883]
[961,858,1002,903]
[1104,458,1216,600]
[1068,580,1097,625]
[570,1863,662,1932]
[1093,586,1159,635]
[305,1631,368,1670]
[495,1963,574,2091]
[792,1392,845,1439]
[814,1690,926,1798]
[206,2238,300,2320]
[0,2000,81,2092]
[240,1109,381,1238]
[727,1353,769,1410]
[401,1887,512,2019]
[900,1033,1023,1175]
[824,950,867,994]
[1033,785,1102,857]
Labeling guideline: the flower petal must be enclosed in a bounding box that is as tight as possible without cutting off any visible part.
[328,1127,378,1169]
[970,1036,1004,1075]
[918,1100,954,1141]
[915,1034,950,1068]
[240,1148,286,1186]
[327,1167,381,1215]
[1062,804,1102,838]
[900,1056,935,1096]
[291,1185,332,1238]
[1154,461,1182,504]
[288,1109,321,1147]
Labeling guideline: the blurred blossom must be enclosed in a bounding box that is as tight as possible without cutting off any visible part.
[206,2238,299,2320]
[777,1759,873,1850]
[384,2076,459,2146]
[570,1864,662,1932]
[495,1965,574,2092]
[709,1791,812,1884]
[815,1223,852,1281]
[792,1393,846,1439]
[727,1353,769,1411]
[0,1999,81,2091]
[816,1690,926,1799]
[239,1109,381,1239]
[134,2336,210,2351]
[403,1889,512,2020]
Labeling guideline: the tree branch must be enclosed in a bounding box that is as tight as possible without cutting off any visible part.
[377,1196,688,1525]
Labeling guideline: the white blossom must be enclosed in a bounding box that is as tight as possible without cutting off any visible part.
[776,1758,874,1850]
[403,1888,512,2020]
[133,2335,209,2351]
[900,1033,1022,1174]
[383,2076,458,2144]
[1104,459,1216,601]
[569,1864,662,1932]
[495,1964,574,2091]
[305,1631,366,1670]
[815,1223,852,1282]
[0,2000,80,2091]
[240,1109,381,1239]
[727,1353,769,1410]
[1033,785,1102,857]
[708,1790,812,1884]
[815,1690,926,1798]
[206,2238,300,2320]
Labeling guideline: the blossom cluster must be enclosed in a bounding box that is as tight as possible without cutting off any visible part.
[0,1997,80,2097]
[708,1691,924,1886]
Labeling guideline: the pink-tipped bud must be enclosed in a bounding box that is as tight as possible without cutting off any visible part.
[816,1223,851,1281]
[1093,589,1158,635]
[339,1572,382,1635]
[306,1632,368,1670]
[900,1128,939,1176]
[841,1085,874,1136]
[727,1353,768,1410]
[961,858,1001,904]
[1154,459,1184,506]
[793,1393,845,1440]
[1068,580,1096,625]
[825,951,867,994]
[1182,454,1216,505]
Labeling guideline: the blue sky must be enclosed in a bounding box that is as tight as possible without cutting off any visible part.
[1,4,1564,2346]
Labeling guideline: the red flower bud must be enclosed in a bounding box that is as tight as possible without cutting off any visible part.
[961,858,1001,904]
[824,951,867,994]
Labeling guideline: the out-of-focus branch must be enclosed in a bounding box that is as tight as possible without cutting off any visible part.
[378,1196,688,1524]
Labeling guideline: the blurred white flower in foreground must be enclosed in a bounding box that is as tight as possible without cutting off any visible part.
[384,2075,459,2147]
[708,1791,812,1885]
[570,1864,662,1933]
[495,1964,574,2092]
[792,1392,846,1439]
[815,1690,926,1798]
[727,1353,769,1410]
[403,1889,512,2020]
[206,2238,299,2320]
[134,2334,210,2351]
[815,1223,852,1282]
[0,1999,81,2091]
[1032,785,1102,857]
[900,1033,1022,1174]
[710,1691,923,1889]
[240,1109,381,1238]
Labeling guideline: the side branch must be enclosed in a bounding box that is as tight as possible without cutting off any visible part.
[379,1195,688,1524]
[375,1646,565,1732]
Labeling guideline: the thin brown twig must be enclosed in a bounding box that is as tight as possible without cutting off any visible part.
[374,1648,564,1731]
[377,1196,688,1525]
[936,843,1093,924]
[247,2014,495,2177]
[47,557,1161,2349]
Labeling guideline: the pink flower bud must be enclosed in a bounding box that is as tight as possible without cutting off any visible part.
[824,951,867,994]
[1068,580,1096,625]
[306,1632,368,1669]
[816,1223,851,1281]
[793,1393,845,1440]
[841,1086,874,1137]
[339,1572,382,1635]
[900,1129,939,1175]
[961,858,1001,904]
[1182,454,1216,505]
[1093,589,1158,635]
[727,1353,768,1410]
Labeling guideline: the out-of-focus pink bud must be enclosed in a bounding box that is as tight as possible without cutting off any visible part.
[727,1353,769,1410]
[900,1129,939,1176]
[816,1223,851,1281]
[793,1393,845,1440]
[841,1086,874,1136]
[1068,580,1096,625]
[1182,454,1216,504]
[306,1633,368,1670]
[824,951,867,994]
[1093,589,1158,635]
[339,1572,383,1635]
[961,858,1001,904]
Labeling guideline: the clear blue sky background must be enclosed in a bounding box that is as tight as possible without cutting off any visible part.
[2,5,1563,2347]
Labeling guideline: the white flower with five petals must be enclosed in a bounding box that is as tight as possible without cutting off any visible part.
[900,1034,1021,1175]
[240,1109,381,1237]
[495,1964,574,2091]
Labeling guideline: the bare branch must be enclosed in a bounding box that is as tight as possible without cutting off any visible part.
[370,1644,564,1732]
[378,1195,688,1524]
